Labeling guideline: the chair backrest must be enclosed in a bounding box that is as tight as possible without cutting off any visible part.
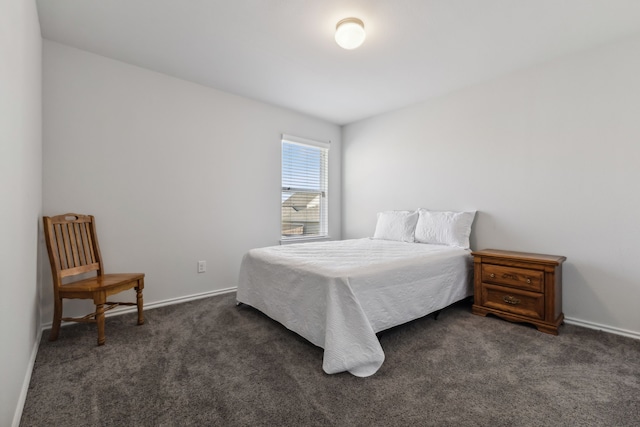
[43,214,104,287]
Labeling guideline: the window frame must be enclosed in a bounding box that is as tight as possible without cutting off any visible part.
[280,134,330,243]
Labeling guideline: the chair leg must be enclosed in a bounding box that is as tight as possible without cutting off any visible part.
[136,285,144,325]
[96,303,106,346]
[49,297,63,341]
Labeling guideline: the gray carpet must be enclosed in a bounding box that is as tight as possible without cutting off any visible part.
[21,293,640,426]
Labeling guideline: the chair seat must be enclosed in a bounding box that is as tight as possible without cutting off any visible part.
[59,273,144,293]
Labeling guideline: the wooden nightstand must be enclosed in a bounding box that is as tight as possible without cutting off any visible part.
[471,249,566,335]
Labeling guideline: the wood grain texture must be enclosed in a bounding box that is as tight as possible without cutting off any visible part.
[43,213,145,345]
[471,249,565,335]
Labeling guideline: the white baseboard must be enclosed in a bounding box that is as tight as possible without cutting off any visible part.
[38,288,640,340]
[137,286,237,312]
[12,327,42,427]
[564,316,640,340]
[40,287,237,330]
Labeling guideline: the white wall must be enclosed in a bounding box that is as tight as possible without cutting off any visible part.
[0,1,42,425]
[42,41,341,322]
[342,34,640,337]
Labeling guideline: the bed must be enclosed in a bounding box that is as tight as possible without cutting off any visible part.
[236,234,474,377]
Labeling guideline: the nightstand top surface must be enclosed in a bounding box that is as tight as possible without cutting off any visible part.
[471,249,566,265]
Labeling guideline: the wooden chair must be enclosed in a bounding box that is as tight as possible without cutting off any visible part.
[43,213,145,345]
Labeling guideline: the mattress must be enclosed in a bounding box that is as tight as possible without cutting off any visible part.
[236,238,473,377]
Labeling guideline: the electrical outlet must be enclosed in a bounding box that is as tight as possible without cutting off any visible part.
[197,260,206,273]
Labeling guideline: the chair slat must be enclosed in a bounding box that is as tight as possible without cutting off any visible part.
[62,223,74,269]
[73,223,87,266]
[85,222,96,264]
[80,223,93,265]
[54,223,67,270]
[68,222,80,268]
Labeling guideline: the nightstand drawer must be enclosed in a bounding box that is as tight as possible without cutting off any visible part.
[481,264,543,292]
[481,284,544,320]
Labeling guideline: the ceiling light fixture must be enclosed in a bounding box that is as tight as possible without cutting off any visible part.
[335,17,366,50]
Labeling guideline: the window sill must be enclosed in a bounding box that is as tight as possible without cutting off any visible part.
[280,236,331,245]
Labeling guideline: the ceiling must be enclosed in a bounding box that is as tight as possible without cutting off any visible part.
[36,0,640,125]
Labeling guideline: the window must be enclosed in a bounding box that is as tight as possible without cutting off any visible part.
[281,134,329,240]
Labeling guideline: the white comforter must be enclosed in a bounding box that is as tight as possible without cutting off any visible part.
[236,238,473,377]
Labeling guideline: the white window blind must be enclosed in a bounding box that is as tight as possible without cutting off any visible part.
[281,134,329,240]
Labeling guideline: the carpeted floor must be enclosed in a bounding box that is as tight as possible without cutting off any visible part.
[21,293,640,426]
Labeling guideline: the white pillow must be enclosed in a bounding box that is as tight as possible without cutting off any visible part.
[372,210,419,243]
[414,209,476,249]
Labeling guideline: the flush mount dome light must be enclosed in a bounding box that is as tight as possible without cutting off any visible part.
[335,17,366,49]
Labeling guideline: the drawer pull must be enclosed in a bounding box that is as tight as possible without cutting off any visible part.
[527,278,531,284]
[490,273,495,278]
[503,295,521,305]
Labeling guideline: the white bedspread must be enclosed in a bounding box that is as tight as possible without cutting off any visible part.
[236,238,473,377]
